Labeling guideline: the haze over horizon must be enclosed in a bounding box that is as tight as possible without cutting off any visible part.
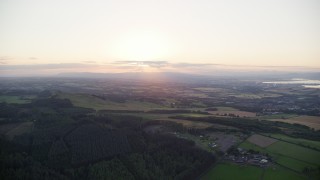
[0,0,320,76]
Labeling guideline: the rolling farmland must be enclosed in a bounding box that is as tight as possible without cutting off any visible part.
[238,134,320,179]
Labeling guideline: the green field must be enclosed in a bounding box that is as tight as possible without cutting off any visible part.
[56,93,164,110]
[201,163,307,180]
[259,113,298,120]
[263,134,320,150]
[263,166,307,180]
[201,163,263,180]
[239,141,267,153]
[267,141,320,165]
[208,106,257,117]
[216,107,239,111]
[0,95,33,104]
[239,137,320,174]
[264,115,320,130]
[179,113,210,117]
[276,156,313,172]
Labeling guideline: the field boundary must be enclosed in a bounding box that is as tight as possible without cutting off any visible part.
[273,162,305,175]
[257,133,320,152]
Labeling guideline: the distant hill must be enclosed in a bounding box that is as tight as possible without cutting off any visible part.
[57,72,213,83]
[57,71,320,82]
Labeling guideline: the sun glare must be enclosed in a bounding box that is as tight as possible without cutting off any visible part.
[115,32,169,61]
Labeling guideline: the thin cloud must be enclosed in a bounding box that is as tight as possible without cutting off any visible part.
[1,61,319,77]
[0,63,95,70]
[171,63,220,68]
[114,60,169,68]
[0,56,14,65]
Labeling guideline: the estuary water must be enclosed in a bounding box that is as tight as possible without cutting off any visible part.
[263,79,320,89]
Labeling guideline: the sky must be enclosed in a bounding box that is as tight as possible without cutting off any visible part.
[0,0,320,76]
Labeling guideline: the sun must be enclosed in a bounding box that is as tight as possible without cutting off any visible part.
[115,31,170,61]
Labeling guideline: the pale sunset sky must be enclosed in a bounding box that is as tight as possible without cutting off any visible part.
[0,0,319,75]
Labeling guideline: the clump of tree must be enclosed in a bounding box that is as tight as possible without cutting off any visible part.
[65,124,131,165]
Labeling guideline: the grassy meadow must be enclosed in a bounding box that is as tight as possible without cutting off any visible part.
[56,92,164,111]
[263,133,320,150]
[202,164,307,180]
[0,95,34,104]
[239,134,320,178]
[201,163,263,180]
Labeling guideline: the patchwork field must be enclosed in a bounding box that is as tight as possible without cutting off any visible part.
[181,91,209,98]
[154,117,238,130]
[267,141,320,168]
[56,93,164,111]
[192,87,228,93]
[276,156,313,173]
[239,135,320,176]
[155,118,214,129]
[209,106,256,117]
[259,113,298,120]
[266,115,320,130]
[229,93,281,99]
[263,133,320,150]
[216,107,238,111]
[247,134,278,148]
